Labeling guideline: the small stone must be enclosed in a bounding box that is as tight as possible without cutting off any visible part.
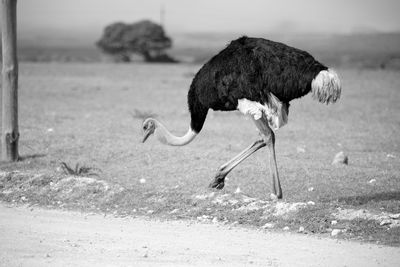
[47,128,54,132]
[212,217,218,223]
[331,229,342,236]
[139,178,146,184]
[283,226,290,231]
[228,199,239,205]
[387,154,396,158]
[332,151,348,165]
[296,146,306,153]
[380,220,391,226]
[262,223,275,229]
[270,193,278,201]
[234,187,241,194]
[143,253,148,258]
[389,213,400,219]
[308,187,314,192]
[169,208,179,214]
[331,220,338,225]
[197,215,211,222]
[307,201,315,205]
[368,179,376,184]
[45,253,51,258]
[298,226,305,233]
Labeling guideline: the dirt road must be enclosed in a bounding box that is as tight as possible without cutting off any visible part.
[0,204,399,267]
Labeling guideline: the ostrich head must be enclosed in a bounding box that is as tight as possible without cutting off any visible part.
[142,118,156,143]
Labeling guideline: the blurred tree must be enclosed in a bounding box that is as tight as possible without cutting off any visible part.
[96,20,176,63]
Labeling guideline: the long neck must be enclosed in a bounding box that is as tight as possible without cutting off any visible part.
[155,120,197,146]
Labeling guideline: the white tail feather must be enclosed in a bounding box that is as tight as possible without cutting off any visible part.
[311,69,342,104]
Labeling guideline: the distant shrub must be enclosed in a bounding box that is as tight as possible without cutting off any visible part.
[96,20,178,63]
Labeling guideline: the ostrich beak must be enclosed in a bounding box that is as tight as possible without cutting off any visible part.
[142,129,151,143]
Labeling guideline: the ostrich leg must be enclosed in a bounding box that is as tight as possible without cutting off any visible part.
[209,139,266,189]
[253,117,283,199]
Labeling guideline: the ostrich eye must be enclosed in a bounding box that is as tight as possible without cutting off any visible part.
[143,125,147,130]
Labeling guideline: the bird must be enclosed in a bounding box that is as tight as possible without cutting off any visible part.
[141,36,341,199]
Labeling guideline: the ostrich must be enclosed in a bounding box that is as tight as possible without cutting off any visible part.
[142,36,341,199]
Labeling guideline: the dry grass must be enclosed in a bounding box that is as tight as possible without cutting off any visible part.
[1,62,399,245]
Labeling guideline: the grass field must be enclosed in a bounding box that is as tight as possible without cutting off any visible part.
[1,62,400,245]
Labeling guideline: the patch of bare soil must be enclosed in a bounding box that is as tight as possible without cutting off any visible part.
[1,170,400,246]
[1,204,400,267]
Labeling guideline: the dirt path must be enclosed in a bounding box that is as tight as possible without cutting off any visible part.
[0,204,399,267]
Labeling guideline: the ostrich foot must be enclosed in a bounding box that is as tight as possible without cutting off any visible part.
[209,179,225,189]
[270,191,283,200]
[209,174,226,190]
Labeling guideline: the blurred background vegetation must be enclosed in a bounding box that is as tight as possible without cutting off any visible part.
[11,30,400,69]
[0,0,398,69]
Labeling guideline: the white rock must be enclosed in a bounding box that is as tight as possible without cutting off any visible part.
[139,178,146,184]
[296,146,306,153]
[331,229,342,236]
[331,220,338,225]
[368,179,376,184]
[283,226,290,231]
[242,195,256,203]
[389,213,400,219]
[234,187,241,194]
[298,226,305,233]
[169,208,179,214]
[197,215,211,222]
[198,192,216,201]
[380,219,392,226]
[194,194,208,200]
[332,151,348,165]
[262,223,275,229]
[307,201,315,205]
[308,187,314,192]
[212,217,218,224]
[270,193,278,201]
[387,154,396,158]
[228,199,239,205]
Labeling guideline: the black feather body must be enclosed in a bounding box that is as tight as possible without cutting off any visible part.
[188,36,327,133]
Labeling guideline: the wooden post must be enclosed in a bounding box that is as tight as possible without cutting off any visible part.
[1,0,19,161]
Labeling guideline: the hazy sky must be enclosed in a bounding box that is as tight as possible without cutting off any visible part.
[19,0,400,37]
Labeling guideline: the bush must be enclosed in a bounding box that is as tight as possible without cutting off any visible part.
[96,20,177,63]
